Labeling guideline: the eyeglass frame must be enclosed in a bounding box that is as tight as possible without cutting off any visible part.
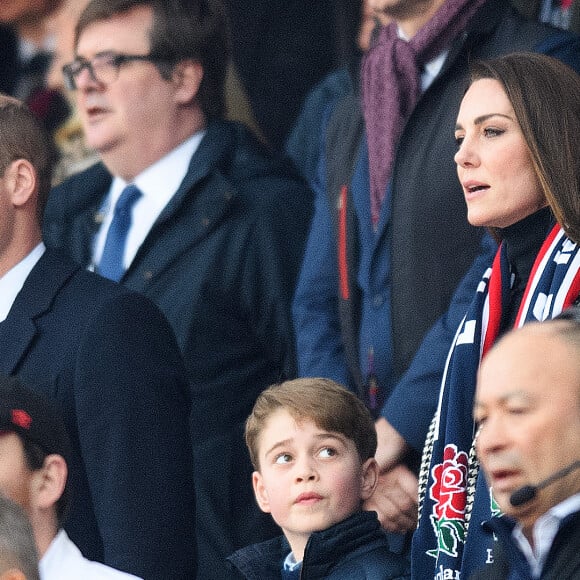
[62,51,171,90]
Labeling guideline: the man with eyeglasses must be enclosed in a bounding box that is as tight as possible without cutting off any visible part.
[43,1,314,579]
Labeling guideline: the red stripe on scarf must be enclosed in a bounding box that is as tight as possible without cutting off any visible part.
[482,249,503,356]
[563,268,580,308]
[338,185,350,300]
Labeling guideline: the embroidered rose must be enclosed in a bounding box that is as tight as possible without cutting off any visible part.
[430,444,469,520]
[427,444,470,559]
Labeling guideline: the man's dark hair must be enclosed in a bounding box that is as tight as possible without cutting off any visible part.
[75,0,230,120]
[0,95,57,224]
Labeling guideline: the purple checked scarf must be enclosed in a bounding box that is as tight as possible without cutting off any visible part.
[361,0,487,227]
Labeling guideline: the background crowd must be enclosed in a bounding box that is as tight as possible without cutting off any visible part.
[0,0,579,579]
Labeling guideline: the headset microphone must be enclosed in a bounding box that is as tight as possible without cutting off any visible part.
[509,460,580,507]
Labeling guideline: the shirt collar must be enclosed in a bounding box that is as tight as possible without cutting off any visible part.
[0,243,45,322]
[512,493,580,578]
[395,25,448,91]
[109,130,205,213]
[283,551,302,572]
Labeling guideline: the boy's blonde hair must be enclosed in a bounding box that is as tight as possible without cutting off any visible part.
[245,378,377,470]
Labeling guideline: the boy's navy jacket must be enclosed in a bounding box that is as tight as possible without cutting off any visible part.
[226,510,410,579]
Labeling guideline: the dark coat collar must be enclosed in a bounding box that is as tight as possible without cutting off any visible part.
[0,250,80,374]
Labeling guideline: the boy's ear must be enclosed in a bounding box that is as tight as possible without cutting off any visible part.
[360,457,379,501]
[251,471,272,514]
[31,454,67,512]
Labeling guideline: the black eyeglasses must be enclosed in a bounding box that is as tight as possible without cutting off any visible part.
[62,52,164,90]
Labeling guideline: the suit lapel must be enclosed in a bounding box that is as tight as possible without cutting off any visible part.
[60,163,112,268]
[148,120,235,230]
[0,316,37,375]
[0,251,79,374]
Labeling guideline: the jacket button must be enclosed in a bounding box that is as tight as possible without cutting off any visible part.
[372,294,384,308]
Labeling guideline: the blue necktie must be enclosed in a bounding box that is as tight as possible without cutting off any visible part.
[98,184,141,282]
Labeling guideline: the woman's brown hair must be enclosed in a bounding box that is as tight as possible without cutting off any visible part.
[468,52,580,243]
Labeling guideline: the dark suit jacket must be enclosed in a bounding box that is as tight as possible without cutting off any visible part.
[44,120,314,579]
[0,249,197,579]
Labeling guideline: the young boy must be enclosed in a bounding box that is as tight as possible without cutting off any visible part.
[0,375,142,579]
[227,378,410,579]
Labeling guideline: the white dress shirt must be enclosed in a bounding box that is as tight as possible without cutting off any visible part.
[0,243,45,322]
[397,25,449,92]
[92,130,205,270]
[40,530,142,580]
[512,493,580,578]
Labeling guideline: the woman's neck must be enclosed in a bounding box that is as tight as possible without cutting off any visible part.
[500,206,554,283]
[497,207,554,334]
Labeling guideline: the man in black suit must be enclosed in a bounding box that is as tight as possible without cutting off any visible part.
[43,1,313,577]
[0,95,196,578]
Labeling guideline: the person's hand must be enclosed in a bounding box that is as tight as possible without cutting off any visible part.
[374,416,409,471]
[364,463,418,533]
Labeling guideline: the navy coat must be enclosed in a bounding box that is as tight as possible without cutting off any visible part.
[226,510,410,579]
[44,120,314,579]
[470,512,580,579]
[0,250,197,578]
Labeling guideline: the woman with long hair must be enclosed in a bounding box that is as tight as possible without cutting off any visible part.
[412,52,580,579]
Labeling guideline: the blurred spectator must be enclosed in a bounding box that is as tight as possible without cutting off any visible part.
[285,0,384,186]
[512,0,580,32]
[0,375,142,579]
[45,0,86,91]
[0,1,69,133]
[0,494,39,580]
[44,0,98,183]
[224,0,337,151]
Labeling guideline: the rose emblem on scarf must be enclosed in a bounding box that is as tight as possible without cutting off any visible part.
[427,444,469,558]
